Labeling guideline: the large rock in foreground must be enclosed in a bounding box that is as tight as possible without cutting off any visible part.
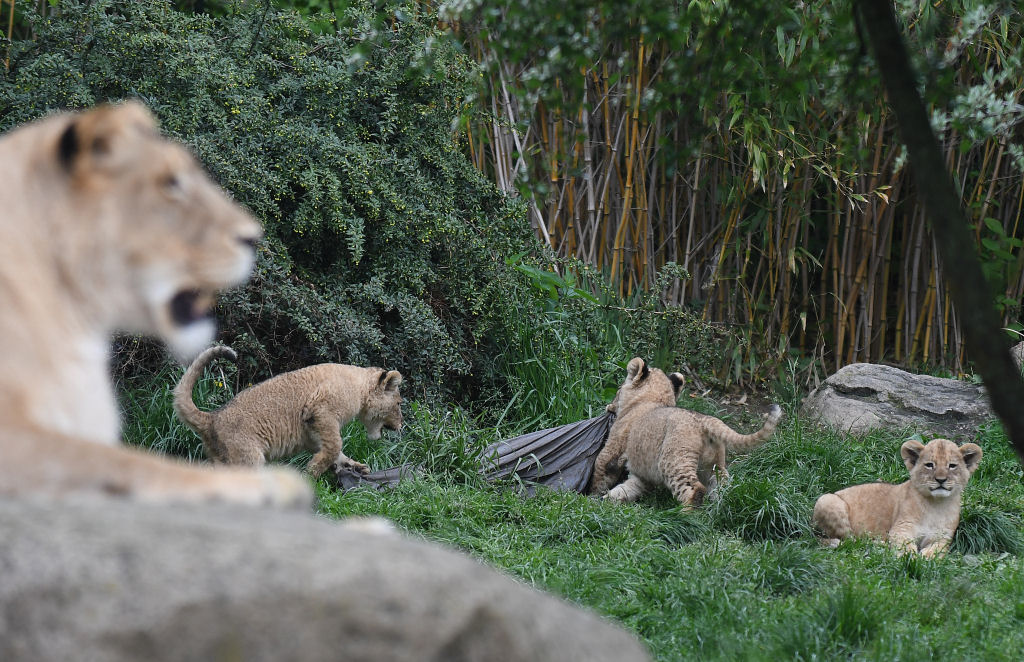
[801,363,993,438]
[0,498,649,662]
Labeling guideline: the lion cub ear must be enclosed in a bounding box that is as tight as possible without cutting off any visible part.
[625,357,647,383]
[378,370,402,392]
[668,373,685,397]
[58,100,158,177]
[900,439,926,472]
[958,442,983,474]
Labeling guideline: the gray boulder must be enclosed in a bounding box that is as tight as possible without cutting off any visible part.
[0,498,650,662]
[801,363,993,438]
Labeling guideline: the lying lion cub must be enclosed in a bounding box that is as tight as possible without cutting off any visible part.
[813,438,982,557]
[589,357,783,506]
[0,101,309,507]
[174,346,404,477]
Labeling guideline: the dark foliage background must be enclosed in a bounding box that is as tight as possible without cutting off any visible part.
[0,0,539,401]
[0,0,728,409]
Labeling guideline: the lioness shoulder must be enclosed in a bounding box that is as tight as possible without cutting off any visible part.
[812,438,982,557]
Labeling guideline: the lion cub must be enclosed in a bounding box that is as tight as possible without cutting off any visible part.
[589,357,783,506]
[813,438,982,557]
[174,346,404,477]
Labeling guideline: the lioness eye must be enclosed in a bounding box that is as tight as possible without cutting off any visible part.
[161,173,181,191]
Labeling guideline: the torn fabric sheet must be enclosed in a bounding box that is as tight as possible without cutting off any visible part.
[331,412,615,495]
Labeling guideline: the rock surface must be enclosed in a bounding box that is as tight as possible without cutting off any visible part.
[0,497,650,662]
[801,363,993,438]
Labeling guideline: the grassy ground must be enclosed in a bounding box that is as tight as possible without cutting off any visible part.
[123,366,1024,661]
[312,412,1024,661]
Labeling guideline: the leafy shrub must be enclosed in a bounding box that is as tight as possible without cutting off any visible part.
[0,0,536,402]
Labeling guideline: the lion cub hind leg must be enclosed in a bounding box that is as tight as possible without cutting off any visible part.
[660,447,706,507]
[606,475,650,503]
[812,493,851,548]
[218,434,269,468]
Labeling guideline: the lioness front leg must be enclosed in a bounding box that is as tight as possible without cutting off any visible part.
[304,409,367,478]
[3,427,312,509]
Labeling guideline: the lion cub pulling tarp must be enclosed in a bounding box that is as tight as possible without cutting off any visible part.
[589,357,782,506]
[0,102,309,507]
[175,346,403,477]
[813,438,982,557]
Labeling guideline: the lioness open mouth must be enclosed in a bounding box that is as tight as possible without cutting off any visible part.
[169,289,216,326]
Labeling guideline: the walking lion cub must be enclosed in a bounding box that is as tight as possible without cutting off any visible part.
[0,101,309,507]
[813,438,982,557]
[174,346,404,477]
[589,357,783,506]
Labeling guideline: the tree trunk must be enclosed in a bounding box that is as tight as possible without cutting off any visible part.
[856,0,1024,464]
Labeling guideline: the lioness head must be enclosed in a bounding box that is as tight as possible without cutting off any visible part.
[54,101,262,361]
[362,369,404,440]
[608,357,685,416]
[900,438,982,499]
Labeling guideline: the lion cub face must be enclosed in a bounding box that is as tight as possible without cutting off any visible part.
[59,102,262,360]
[901,438,982,499]
[362,370,404,440]
[609,357,685,416]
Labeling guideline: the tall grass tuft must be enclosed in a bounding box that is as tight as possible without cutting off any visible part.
[952,505,1024,556]
[816,582,885,653]
[708,476,812,542]
[751,540,830,596]
[651,508,713,547]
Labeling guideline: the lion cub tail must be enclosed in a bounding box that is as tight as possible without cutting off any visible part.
[705,404,783,454]
[172,345,237,437]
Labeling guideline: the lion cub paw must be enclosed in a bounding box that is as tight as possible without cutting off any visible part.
[258,467,315,509]
[335,457,371,475]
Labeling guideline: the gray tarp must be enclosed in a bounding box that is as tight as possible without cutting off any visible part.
[331,412,615,495]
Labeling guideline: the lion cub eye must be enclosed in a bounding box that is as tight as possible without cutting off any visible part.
[949,463,958,469]
[924,462,934,469]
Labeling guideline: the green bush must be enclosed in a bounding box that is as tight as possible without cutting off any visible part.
[1,0,536,402]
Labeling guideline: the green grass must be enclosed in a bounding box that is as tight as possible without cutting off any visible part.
[311,410,1024,661]
[120,366,1024,661]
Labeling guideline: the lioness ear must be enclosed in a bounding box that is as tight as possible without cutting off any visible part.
[625,357,646,383]
[900,439,925,472]
[57,101,158,176]
[668,372,685,396]
[958,443,983,474]
[379,369,402,392]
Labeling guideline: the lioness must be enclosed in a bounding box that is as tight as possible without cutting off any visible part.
[174,345,404,477]
[589,357,783,506]
[812,438,982,557]
[0,102,310,507]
